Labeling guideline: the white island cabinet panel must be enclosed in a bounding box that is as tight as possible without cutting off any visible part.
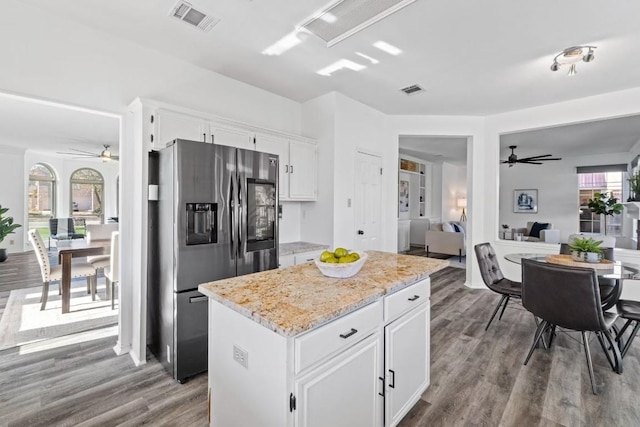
[384,303,430,427]
[294,333,383,427]
[208,301,290,427]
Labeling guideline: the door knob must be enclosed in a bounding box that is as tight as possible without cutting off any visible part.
[357,230,364,235]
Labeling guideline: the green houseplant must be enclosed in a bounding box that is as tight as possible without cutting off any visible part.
[569,237,603,263]
[587,192,623,235]
[629,170,640,201]
[0,205,22,262]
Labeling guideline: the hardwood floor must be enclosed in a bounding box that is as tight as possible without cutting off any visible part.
[1,262,638,426]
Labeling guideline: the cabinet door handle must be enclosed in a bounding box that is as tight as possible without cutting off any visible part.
[378,377,385,397]
[339,328,358,339]
[389,369,395,388]
[290,165,294,174]
[203,133,206,142]
[408,295,420,301]
[285,165,289,173]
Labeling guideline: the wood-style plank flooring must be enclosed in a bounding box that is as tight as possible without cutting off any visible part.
[1,256,639,426]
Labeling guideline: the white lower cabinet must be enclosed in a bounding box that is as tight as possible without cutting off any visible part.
[384,304,430,426]
[294,333,383,427]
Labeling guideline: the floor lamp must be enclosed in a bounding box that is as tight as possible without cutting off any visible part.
[458,197,467,222]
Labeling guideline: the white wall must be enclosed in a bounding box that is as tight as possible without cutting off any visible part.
[499,152,628,242]
[441,162,467,222]
[0,145,26,253]
[279,202,301,243]
[300,93,336,247]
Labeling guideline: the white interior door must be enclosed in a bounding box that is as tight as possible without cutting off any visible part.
[355,151,382,251]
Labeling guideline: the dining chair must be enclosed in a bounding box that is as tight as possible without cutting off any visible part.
[521,258,621,394]
[86,223,119,298]
[559,243,619,310]
[104,231,119,310]
[474,242,522,330]
[28,229,97,310]
[615,299,640,359]
[48,218,85,250]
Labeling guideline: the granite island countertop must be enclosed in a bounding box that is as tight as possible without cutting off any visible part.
[279,241,329,256]
[199,251,448,337]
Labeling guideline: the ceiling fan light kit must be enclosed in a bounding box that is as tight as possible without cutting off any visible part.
[550,45,597,76]
[501,145,562,167]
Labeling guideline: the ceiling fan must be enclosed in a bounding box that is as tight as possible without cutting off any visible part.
[57,144,119,161]
[501,145,561,167]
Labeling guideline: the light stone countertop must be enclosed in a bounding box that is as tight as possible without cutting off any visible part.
[279,241,329,256]
[199,251,449,337]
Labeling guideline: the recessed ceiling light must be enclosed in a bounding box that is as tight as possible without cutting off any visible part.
[355,52,379,64]
[373,41,402,56]
[317,59,366,77]
[262,30,308,56]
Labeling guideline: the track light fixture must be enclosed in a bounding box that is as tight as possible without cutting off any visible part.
[550,45,596,76]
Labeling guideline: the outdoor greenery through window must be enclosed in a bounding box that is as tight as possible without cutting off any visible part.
[579,172,623,235]
[28,163,56,233]
[70,168,104,224]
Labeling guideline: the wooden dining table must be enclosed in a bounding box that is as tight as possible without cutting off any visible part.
[57,239,110,314]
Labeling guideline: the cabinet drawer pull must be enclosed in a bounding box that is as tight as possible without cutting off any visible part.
[389,369,396,388]
[408,295,420,301]
[339,328,358,339]
[378,377,385,397]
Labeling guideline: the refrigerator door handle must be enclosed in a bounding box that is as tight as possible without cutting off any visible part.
[237,175,244,258]
[229,179,236,258]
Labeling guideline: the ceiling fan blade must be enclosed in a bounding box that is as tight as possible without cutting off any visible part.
[517,154,554,161]
[519,161,544,165]
[110,155,120,160]
[68,148,101,155]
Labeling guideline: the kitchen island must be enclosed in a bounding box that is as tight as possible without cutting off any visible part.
[199,251,448,427]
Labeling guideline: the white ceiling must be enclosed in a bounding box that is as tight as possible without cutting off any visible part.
[0,95,119,156]
[20,0,640,116]
[5,1,640,159]
[399,136,467,166]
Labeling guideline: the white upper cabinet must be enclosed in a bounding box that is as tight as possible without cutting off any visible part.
[154,108,207,148]
[209,124,253,150]
[255,134,318,201]
[289,140,317,200]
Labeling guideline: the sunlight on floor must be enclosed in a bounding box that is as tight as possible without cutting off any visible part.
[18,325,118,355]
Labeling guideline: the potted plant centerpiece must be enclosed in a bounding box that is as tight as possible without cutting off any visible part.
[587,192,623,235]
[0,205,22,262]
[569,237,603,263]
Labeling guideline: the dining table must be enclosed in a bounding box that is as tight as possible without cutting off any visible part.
[504,252,640,310]
[57,239,110,314]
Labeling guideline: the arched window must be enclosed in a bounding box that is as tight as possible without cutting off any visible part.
[70,168,104,224]
[28,163,56,230]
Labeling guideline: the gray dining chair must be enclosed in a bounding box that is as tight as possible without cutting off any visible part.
[474,242,522,330]
[521,258,621,394]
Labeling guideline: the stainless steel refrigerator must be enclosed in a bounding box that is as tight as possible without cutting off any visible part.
[149,139,278,382]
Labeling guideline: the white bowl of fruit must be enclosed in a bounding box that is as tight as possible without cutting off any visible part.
[314,248,368,278]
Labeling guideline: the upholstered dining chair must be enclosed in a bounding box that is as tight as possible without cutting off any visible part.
[615,299,640,359]
[28,229,96,310]
[104,231,119,310]
[521,258,621,394]
[86,223,119,298]
[474,242,522,330]
[48,218,85,250]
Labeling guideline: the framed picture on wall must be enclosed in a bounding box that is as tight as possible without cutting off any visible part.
[514,189,538,213]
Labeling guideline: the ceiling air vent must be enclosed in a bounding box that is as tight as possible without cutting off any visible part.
[400,84,425,96]
[169,1,220,32]
[300,0,417,47]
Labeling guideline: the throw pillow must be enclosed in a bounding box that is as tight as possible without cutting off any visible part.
[529,222,549,238]
[442,222,455,232]
[452,223,462,233]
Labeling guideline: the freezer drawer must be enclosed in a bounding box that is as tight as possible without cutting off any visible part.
[175,290,209,382]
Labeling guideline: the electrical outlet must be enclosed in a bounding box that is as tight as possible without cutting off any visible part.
[9,240,14,245]
[347,198,352,208]
[233,344,248,369]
